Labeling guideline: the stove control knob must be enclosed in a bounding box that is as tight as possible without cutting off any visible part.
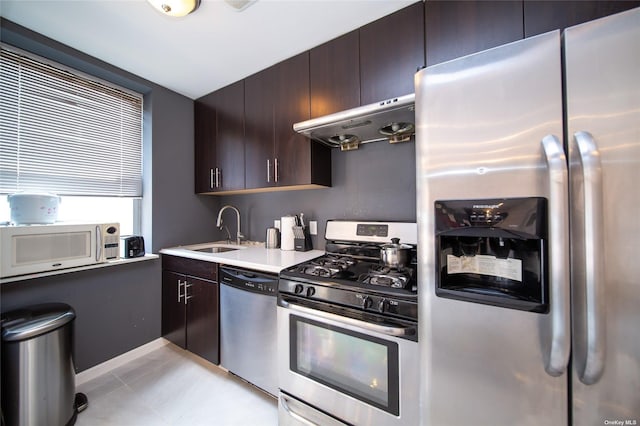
[294,284,304,295]
[362,296,373,309]
[306,287,316,297]
[378,299,389,313]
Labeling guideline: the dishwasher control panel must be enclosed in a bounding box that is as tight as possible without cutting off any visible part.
[219,266,277,295]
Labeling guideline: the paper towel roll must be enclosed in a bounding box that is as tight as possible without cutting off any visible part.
[280,215,296,251]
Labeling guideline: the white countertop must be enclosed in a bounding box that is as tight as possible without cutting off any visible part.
[159,241,324,274]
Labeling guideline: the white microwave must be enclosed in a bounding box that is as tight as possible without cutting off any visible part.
[0,223,120,278]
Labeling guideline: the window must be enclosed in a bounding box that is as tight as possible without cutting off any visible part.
[0,44,143,234]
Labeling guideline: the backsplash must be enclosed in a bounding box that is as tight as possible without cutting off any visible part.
[219,140,416,250]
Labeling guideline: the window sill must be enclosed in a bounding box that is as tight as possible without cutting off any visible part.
[0,254,159,285]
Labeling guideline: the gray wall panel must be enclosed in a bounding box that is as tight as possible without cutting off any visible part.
[1,260,161,372]
[149,88,220,252]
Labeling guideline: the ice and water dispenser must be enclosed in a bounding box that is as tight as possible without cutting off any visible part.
[434,198,548,313]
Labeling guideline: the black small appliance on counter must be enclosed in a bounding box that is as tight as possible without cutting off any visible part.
[120,235,145,258]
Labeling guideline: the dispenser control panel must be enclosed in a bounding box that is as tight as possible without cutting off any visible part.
[434,197,548,313]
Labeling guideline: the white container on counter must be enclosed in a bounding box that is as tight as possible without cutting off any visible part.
[8,192,61,225]
[280,215,296,251]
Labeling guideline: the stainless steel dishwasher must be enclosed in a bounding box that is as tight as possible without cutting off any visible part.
[219,266,278,397]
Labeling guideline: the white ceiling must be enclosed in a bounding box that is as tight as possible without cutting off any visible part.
[1,0,415,99]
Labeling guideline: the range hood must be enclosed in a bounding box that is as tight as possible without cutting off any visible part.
[293,93,415,151]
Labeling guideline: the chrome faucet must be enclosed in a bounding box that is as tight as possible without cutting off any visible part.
[216,205,244,245]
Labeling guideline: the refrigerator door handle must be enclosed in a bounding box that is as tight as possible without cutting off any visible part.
[541,134,571,376]
[574,130,606,385]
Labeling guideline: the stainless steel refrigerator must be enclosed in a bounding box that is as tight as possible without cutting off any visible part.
[415,8,639,426]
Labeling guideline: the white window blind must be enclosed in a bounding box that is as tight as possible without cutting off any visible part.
[0,46,143,197]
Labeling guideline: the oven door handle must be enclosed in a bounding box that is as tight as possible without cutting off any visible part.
[280,394,319,426]
[282,300,416,337]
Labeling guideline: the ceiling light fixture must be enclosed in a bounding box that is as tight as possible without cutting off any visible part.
[224,0,257,11]
[147,0,201,17]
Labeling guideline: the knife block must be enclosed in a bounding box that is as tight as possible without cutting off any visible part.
[294,226,313,252]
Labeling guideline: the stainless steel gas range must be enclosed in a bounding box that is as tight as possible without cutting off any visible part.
[277,220,419,426]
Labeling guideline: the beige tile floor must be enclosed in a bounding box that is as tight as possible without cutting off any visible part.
[75,343,278,426]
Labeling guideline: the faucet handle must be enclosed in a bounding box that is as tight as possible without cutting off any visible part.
[236,231,245,246]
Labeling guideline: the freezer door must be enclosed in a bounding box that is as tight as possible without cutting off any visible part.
[565,8,640,424]
[416,31,569,425]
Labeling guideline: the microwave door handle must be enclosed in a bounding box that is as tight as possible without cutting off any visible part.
[96,225,102,262]
[574,131,606,385]
[282,300,416,337]
[541,135,571,376]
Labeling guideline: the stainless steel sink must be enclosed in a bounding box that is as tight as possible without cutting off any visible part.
[193,246,238,253]
[179,242,250,254]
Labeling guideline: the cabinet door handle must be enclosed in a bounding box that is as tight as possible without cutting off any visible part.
[184,282,193,304]
[274,158,279,183]
[210,169,214,189]
[177,279,185,303]
[267,159,271,183]
[215,167,221,188]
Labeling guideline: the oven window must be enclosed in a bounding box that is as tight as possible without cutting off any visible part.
[290,315,399,416]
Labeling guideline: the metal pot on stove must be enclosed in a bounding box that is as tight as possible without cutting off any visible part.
[381,238,412,268]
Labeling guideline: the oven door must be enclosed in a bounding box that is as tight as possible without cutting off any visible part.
[277,300,419,426]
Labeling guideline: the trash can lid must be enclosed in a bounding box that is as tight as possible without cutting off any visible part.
[1,303,76,342]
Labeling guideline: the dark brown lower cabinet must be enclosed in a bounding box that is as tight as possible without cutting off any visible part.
[161,256,219,365]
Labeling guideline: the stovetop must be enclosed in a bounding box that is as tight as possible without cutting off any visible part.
[284,253,417,293]
[278,220,419,322]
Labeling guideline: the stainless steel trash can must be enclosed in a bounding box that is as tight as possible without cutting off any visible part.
[1,303,80,426]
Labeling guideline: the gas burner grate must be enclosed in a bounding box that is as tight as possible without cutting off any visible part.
[299,255,359,277]
[359,272,410,289]
[316,255,357,269]
[299,264,339,277]
[369,264,392,275]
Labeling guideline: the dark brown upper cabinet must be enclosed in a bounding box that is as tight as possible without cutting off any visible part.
[214,81,245,192]
[360,1,425,104]
[425,1,524,67]
[310,2,425,111]
[524,0,640,37]
[245,53,331,190]
[274,53,330,187]
[244,65,276,190]
[194,98,216,194]
[310,30,360,118]
[194,81,244,194]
